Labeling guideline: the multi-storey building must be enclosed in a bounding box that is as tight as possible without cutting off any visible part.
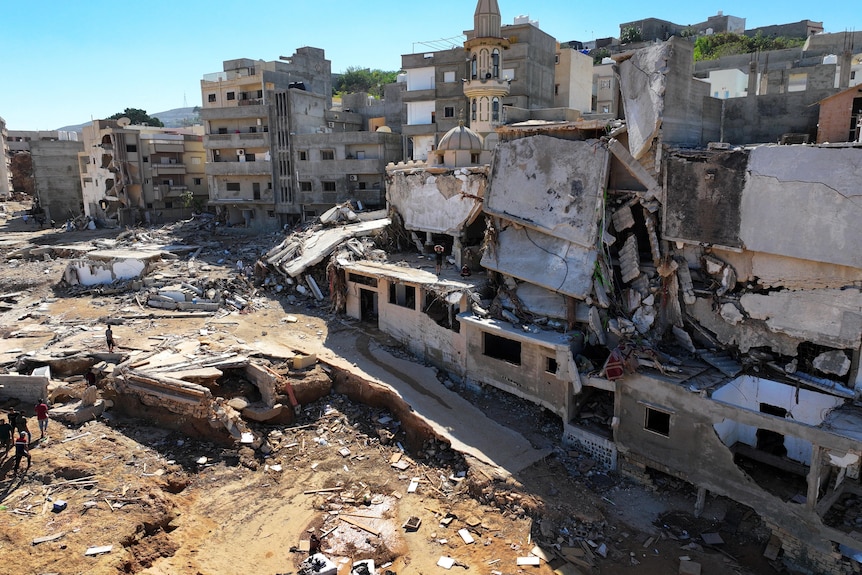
[400,0,557,160]
[0,117,10,198]
[200,49,332,229]
[78,120,206,226]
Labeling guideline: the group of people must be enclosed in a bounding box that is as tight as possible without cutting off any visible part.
[1,398,50,475]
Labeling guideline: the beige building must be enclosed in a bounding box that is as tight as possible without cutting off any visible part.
[78,120,207,226]
[0,117,10,197]
[200,49,332,229]
[554,44,593,113]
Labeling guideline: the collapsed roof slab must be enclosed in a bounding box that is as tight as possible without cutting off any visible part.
[281,219,391,278]
[481,224,596,300]
[386,167,487,235]
[740,145,862,270]
[484,136,608,249]
[618,42,668,160]
[740,288,862,351]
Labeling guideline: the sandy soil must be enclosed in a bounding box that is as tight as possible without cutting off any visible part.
[0,204,785,575]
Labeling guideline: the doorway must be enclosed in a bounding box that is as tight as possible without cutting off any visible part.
[359,288,378,325]
[756,403,787,457]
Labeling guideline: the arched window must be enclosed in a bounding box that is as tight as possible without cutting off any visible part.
[471,55,477,80]
[479,97,489,122]
[492,97,500,122]
[480,49,489,78]
[492,49,500,78]
[471,98,477,121]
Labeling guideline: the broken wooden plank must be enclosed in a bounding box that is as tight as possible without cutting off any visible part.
[32,532,66,545]
[340,516,381,537]
[302,487,344,495]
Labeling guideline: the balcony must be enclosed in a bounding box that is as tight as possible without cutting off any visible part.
[402,88,437,101]
[463,77,510,99]
[206,160,272,177]
[204,132,270,149]
[151,163,187,175]
[154,185,190,201]
[201,104,267,121]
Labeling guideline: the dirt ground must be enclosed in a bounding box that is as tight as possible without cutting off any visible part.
[0,202,787,575]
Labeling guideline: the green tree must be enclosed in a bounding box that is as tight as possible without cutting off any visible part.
[333,67,399,98]
[621,26,643,44]
[107,108,164,127]
[693,32,805,61]
[591,48,611,65]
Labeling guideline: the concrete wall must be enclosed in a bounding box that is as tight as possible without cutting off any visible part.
[344,276,467,376]
[722,88,838,144]
[30,140,85,222]
[739,145,862,269]
[712,375,844,465]
[0,375,49,406]
[554,48,593,113]
[386,166,487,235]
[485,136,608,248]
[615,372,862,555]
[462,315,578,420]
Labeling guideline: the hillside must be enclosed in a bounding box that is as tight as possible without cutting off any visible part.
[57,107,200,133]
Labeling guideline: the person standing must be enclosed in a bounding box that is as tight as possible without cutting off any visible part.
[0,418,12,458]
[105,326,115,352]
[434,245,445,276]
[35,399,49,438]
[13,431,30,474]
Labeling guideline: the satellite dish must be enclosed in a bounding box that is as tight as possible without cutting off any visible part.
[117,117,131,127]
[376,126,392,133]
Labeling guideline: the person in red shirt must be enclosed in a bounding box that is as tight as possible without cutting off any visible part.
[13,431,30,474]
[35,399,49,439]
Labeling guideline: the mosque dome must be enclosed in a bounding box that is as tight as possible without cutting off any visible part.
[437,122,484,151]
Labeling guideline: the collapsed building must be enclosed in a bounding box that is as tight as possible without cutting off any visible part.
[256,35,862,573]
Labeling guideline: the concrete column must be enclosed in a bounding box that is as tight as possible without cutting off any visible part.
[452,236,463,267]
[806,444,823,512]
[839,52,852,89]
[694,487,707,517]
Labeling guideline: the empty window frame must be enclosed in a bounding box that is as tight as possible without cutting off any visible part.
[483,332,521,365]
[225,182,241,192]
[320,149,335,160]
[299,181,312,192]
[546,357,558,374]
[226,91,236,100]
[644,407,671,437]
[348,273,378,287]
[322,181,336,192]
[388,283,416,309]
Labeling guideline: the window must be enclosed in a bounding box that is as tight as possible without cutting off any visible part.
[244,153,256,161]
[471,99,477,121]
[226,91,235,100]
[143,156,149,163]
[492,49,500,78]
[249,126,257,133]
[191,157,201,165]
[208,94,216,102]
[388,283,416,309]
[471,153,480,164]
[644,407,671,437]
[602,105,610,113]
[483,333,521,365]
[358,182,367,190]
[299,181,312,191]
[256,90,263,98]
[165,201,173,209]
[554,84,560,95]
[298,150,308,161]
[226,182,241,192]
[471,55,477,80]
[322,181,336,192]
[267,210,275,218]
[555,54,560,64]
[492,97,500,122]
[218,127,228,135]
[349,273,378,287]
[321,149,335,160]
[444,106,455,118]
[193,178,202,185]
[788,73,807,92]
[126,144,137,152]
[546,357,558,374]
[444,71,455,83]
[600,79,612,89]
[253,182,261,200]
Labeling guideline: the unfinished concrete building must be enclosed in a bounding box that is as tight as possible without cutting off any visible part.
[29,139,85,223]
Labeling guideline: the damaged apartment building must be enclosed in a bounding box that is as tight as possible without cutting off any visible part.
[269,13,862,572]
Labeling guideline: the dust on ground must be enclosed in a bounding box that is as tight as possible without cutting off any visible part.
[0,203,786,575]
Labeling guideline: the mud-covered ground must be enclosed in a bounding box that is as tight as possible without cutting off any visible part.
[0,203,786,575]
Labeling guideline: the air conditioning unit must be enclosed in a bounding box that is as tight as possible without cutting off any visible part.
[348,174,358,182]
[237,149,245,156]
[214,150,220,156]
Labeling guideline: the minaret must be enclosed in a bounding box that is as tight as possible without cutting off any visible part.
[463,0,510,135]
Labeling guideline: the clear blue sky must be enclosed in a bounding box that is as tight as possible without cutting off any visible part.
[1,0,858,130]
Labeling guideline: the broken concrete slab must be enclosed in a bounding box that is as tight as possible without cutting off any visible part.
[241,403,284,422]
[50,399,106,424]
[484,136,608,249]
[279,219,391,278]
[386,166,487,234]
[481,224,597,300]
[618,43,669,160]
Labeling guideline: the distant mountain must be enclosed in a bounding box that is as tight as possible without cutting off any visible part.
[58,107,201,132]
